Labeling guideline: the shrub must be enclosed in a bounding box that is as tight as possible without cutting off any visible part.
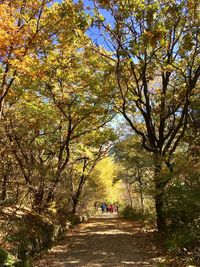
[122,206,145,221]
[14,213,55,258]
[164,170,200,264]
[66,214,82,225]
[3,211,68,267]
[0,248,15,267]
[0,247,8,265]
[164,172,200,244]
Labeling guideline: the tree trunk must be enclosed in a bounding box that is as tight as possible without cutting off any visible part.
[72,196,78,214]
[33,186,44,213]
[154,156,166,232]
[71,173,87,214]
[0,93,5,120]
[1,175,8,201]
[155,188,166,231]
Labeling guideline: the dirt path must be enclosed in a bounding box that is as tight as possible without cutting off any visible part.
[34,213,166,267]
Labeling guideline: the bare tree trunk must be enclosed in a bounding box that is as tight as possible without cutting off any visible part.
[154,156,166,232]
[1,175,8,201]
[0,91,5,120]
[71,196,78,214]
[155,187,166,231]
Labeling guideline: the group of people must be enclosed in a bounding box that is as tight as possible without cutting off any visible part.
[101,203,119,213]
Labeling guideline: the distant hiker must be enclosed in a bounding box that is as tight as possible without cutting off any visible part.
[101,203,107,213]
[110,204,114,213]
[101,203,104,213]
[103,203,107,212]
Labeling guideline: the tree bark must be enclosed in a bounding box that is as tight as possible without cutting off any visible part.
[1,175,8,201]
[32,186,44,213]
[155,186,166,231]
[72,196,78,214]
[154,156,166,232]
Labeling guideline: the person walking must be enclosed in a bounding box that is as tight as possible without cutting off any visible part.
[101,203,104,213]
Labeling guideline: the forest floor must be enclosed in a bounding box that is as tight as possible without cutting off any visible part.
[34,212,171,267]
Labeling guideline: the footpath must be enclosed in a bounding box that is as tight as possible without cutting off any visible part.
[34,213,166,267]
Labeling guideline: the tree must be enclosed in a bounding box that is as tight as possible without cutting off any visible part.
[36,37,115,206]
[0,10,115,212]
[94,156,123,204]
[68,128,115,214]
[0,0,88,119]
[114,135,153,213]
[93,0,200,231]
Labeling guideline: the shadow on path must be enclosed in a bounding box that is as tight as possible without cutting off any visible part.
[35,214,165,267]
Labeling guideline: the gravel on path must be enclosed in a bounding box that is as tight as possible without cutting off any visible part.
[34,213,166,267]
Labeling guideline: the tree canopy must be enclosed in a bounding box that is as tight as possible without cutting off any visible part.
[0,0,200,264]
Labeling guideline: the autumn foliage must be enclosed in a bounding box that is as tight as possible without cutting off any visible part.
[0,0,200,266]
